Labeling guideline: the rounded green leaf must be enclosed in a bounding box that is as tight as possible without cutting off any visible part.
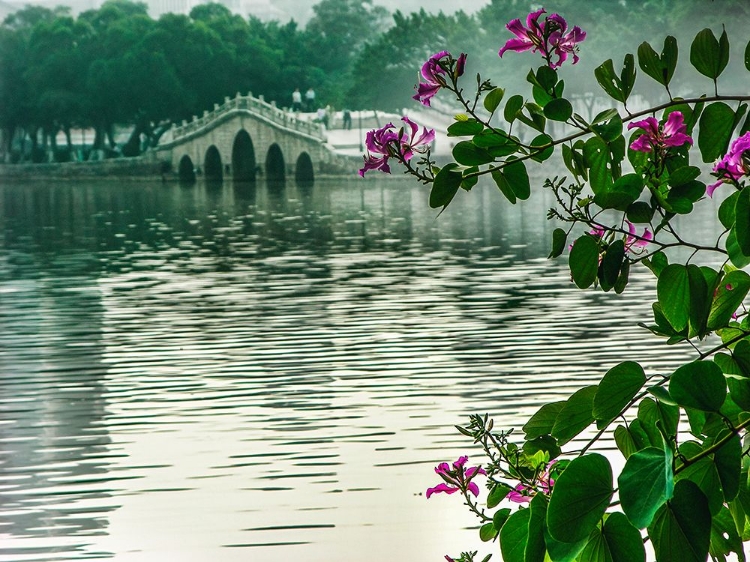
[668,360,726,412]
[547,454,613,543]
[504,159,530,200]
[648,480,711,562]
[601,512,646,562]
[544,98,573,122]
[504,94,524,123]
[708,269,750,330]
[523,401,565,439]
[479,521,497,542]
[530,133,554,162]
[570,235,600,289]
[447,119,484,137]
[551,385,597,445]
[734,187,750,256]
[500,508,530,562]
[483,87,505,113]
[429,164,462,209]
[698,102,735,163]
[452,141,495,166]
[618,446,674,529]
[549,228,568,259]
[690,28,730,80]
[493,507,512,529]
[712,431,742,502]
[593,361,646,425]
[657,264,691,332]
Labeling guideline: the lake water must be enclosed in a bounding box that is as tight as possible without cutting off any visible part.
[0,175,712,561]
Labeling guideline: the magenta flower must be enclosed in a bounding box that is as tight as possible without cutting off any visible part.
[498,9,585,69]
[400,116,436,161]
[707,131,750,196]
[413,51,467,107]
[627,112,693,153]
[588,221,651,254]
[625,220,652,252]
[507,460,556,503]
[359,117,435,177]
[426,455,486,499]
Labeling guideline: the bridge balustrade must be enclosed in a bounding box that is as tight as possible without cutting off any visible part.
[170,92,326,142]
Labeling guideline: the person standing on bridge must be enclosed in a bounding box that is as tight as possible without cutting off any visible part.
[292,88,302,112]
[305,87,316,112]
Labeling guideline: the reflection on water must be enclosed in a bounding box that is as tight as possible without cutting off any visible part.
[0,177,712,561]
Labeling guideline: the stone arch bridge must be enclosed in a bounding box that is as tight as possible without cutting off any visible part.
[154,93,355,183]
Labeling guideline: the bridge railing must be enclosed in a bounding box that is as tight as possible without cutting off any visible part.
[170,92,327,142]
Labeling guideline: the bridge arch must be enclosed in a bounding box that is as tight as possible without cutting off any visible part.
[265,143,286,182]
[295,152,314,185]
[204,145,223,181]
[178,154,196,183]
[231,130,256,182]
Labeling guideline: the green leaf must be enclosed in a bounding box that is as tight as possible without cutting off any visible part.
[735,188,750,256]
[492,169,516,204]
[707,269,750,330]
[668,360,727,412]
[727,229,750,268]
[504,94,525,123]
[493,507,512,529]
[687,263,710,337]
[504,159,531,200]
[626,201,654,224]
[677,441,724,515]
[547,453,614,543]
[690,28,730,80]
[536,65,558,90]
[452,141,495,166]
[544,98,573,122]
[728,377,750,411]
[447,119,484,137]
[637,36,677,86]
[599,239,625,292]
[583,136,610,194]
[601,512,647,562]
[479,521,497,542]
[551,385,597,445]
[526,494,548,562]
[480,522,497,542]
[593,361,646,426]
[746,38,750,71]
[569,235,600,289]
[719,191,740,229]
[668,165,701,186]
[614,424,639,459]
[713,431,742,502]
[698,102,735,163]
[524,401,566,439]
[595,58,625,102]
[618,446,674,528]
[549,228,568,259]
[429,164,462,209]
[709,507,745,562]
[484,87,505,113]
[488,484,511,509]
[657,264,691,332]
[648,480,711,562]
[530,134,554,162]
[594,173,643,211]
[500,508,530,562]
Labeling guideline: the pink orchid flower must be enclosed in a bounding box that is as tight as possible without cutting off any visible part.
[627,111,693,153]
[707,131,750,196]
[499,9,585,69]
[359,117,435,177]
[426,455,486,499]
[413,51,467,107]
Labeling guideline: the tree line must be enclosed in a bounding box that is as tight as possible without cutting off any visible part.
[0,0,746,163]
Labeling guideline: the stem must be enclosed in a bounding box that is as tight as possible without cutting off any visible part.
[674,417,750,475]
